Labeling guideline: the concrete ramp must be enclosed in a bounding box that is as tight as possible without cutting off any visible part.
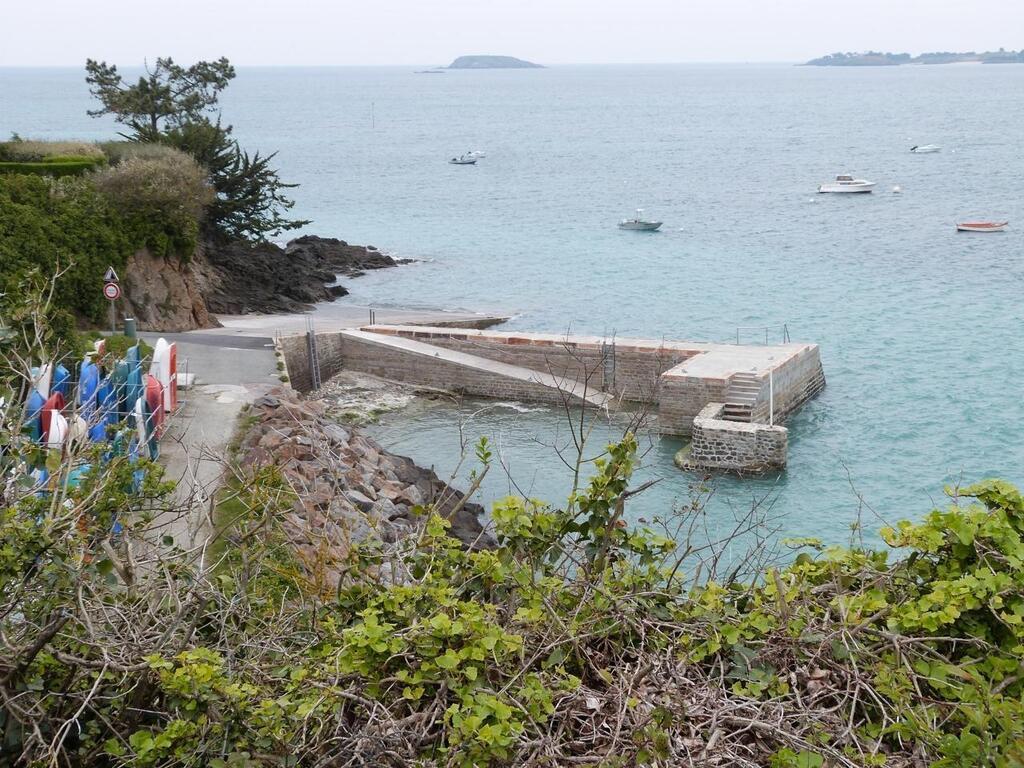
[339,329,612,409]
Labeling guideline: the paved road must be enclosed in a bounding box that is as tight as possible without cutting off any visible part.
[191,304,509,338]
[141,332,279,552]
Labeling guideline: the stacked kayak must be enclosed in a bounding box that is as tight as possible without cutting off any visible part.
[19,338,180,490]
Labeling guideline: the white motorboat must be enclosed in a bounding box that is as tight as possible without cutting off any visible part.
[956,221,1008,233]
[466,150,486,159]
[818,175,875,193]
[618,209,662,231]
[448,154,477,165]
[910,144,942,153]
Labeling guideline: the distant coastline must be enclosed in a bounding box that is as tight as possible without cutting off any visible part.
[805,49,1024,66]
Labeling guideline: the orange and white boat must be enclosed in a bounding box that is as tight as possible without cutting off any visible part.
[956,221,1008,233]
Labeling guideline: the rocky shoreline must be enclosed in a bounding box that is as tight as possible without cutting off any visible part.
[234,388,493,586]
[123,234,412,331]
[202,235,412,315]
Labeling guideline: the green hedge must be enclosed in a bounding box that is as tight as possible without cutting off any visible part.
[0,158,104,177]
[0,173,198,323]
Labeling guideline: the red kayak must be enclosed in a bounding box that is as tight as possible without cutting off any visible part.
[40,392,66,442]
[145,374,164,437]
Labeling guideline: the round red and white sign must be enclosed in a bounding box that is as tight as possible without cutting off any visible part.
[103,282,121,301]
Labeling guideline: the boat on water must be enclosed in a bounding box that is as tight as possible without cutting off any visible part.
[910,144,942,153]
[818,175,875,193]
[448,154,477,165]
[956,221,1008,232]
[618,209,662,231]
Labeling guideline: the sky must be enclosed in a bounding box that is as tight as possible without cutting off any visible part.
[1,0,1021,66]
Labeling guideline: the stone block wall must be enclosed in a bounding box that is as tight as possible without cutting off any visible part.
[363,327,694,402]
[335,332,595,405]
[680,403,788,472]
[277,331,347,393]
[752,345,826,424]
[657,375,729,436]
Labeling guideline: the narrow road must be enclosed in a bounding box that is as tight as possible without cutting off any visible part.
[141,332,279,551]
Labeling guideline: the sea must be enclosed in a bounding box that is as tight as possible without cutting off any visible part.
[3,63,1023,549]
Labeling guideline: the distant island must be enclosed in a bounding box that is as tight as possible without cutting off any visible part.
[806,49,1024,66]
[447,55,543,69]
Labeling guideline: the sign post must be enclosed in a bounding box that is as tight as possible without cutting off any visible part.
[102,266,121,335]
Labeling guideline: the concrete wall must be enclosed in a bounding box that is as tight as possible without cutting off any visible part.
[363,326,695,402]
[678,403,788,472]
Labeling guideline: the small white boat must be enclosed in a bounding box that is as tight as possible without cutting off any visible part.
[466,150,486,159]
[818,175,875,193]
[448,154,477,165]
[618,209,662,231]
[956,221,1008,233]
[910,144,942,153]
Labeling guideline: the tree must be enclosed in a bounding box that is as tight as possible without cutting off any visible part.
[162,119,309,242]
[85,57,235,140]
[85,57,308,241]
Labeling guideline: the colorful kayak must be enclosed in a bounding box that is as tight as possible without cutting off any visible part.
[51,363,71,398]
[40,392,66,443]
[145,374,164,438]
[32,364,52,399]
[79,359,100,423]
[47,411,68,449]
[25,390,46,441]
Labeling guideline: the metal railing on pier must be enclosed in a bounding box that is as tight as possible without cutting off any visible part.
[734,323,790,345]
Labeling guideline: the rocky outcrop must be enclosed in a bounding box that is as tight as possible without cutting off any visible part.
[235,389,494,585]
[122,248,220,331]
[120,235,408,330]
[199,235,409,315]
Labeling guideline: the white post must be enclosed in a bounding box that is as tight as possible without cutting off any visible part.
[769,369,774,426]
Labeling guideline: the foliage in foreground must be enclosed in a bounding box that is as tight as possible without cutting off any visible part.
[2,412,1024,766]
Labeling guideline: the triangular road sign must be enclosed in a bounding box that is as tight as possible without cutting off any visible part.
[103,266,119,283]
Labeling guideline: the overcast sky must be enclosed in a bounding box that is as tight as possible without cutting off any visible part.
[2,0,1021,66]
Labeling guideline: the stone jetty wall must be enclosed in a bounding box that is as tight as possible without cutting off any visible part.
[678,403,788,473]
[747,347,827,424]
[364,326,695,402]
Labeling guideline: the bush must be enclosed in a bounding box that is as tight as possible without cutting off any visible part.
[93,150,211,219]
[0,138,106,162]
[92,151,213,251]
[98,140,191,166]
[0,171,201,322]
[0,159,104,177]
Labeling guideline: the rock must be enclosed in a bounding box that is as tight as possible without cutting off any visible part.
[346,489,376,513]
[198,235,404,316]
[122,247,219,332]
[234,388,496,582]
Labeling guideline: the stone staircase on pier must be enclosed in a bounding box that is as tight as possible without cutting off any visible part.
[722,371,762,423]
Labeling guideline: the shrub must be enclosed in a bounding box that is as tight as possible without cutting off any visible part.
[0,138,106,162]
[0,170,202,323]
[92,150,213,248]
[0,159,103,177]
[98,140,191,166]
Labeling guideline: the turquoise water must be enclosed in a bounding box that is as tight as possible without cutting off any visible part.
[3,64,1024,544]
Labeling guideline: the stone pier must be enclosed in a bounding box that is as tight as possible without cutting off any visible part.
[277,324,826,472]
